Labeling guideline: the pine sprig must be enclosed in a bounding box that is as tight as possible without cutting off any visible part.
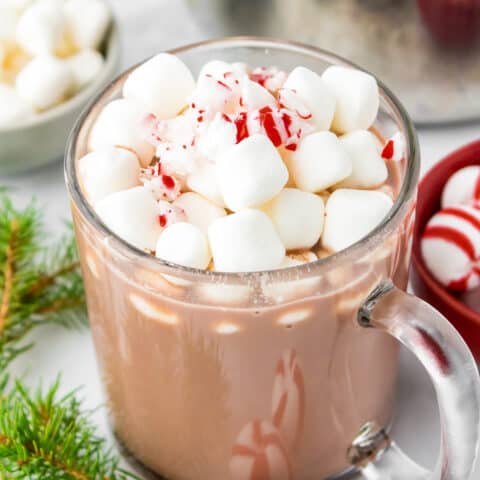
[0,195,86,372]
[0,378,139,479]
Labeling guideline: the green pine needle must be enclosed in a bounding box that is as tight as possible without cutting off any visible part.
[0,378,139,479]
[0,194,86,372]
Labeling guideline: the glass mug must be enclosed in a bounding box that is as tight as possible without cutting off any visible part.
[65,39,480,480]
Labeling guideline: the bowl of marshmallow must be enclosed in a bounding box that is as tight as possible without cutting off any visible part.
[0,0,119,175]
[412,140,480,359]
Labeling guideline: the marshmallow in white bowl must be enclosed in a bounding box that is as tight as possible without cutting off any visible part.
[78,147,141,205]
[338,130,388,188]
[64,0,110,50]
[89,99,155,167]
[322,189,394,252]
[95,186,161,251]
[263,188,325,250]
[173,192,226,234]
[216,134,288,211]
[321,65,379,134]
[208,209,285,272]
[421,205,480,291]
[283,66,336,131]
[0,84,34,126]
[289,131,352,192]
[16,55,73,110]
[186,160,226,207]
[67,48,104,91]
[123,53,195,120]
[441,166,480,209]
[156,222,211,270]
[16,0,65,55]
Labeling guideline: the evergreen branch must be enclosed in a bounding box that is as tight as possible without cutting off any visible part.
[0,218,16,331]
[0,379,139,480]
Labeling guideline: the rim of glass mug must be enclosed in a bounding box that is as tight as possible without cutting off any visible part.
[65,36,420,284]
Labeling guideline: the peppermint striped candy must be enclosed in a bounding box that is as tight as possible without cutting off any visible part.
[441,165,480,209]
[381,132,405,162]
[271,349,305,450]
[422,205,480,291]
[230,420,292,480]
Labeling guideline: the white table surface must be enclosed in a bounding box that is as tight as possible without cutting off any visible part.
[2,0,480,478]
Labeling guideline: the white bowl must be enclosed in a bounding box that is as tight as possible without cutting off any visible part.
[0,21,120,175]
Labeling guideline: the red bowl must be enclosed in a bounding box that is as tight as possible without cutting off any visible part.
[411,140,480,360]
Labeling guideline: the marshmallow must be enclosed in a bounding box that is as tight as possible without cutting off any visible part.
[95,186,162,251]
[272,349,306,450]
[441,166,480,209]
[156,222,211,270]
[196,112,237,161]
[64,0,110,50]
[263,188,325,250]
[78,147,141,204]
[0,83,34,126]
[322,189,394,252]
[321,65,379,134]
[422,205,480,292]
[16,55,73,110]
[216,134,288,211]
[197,60,232,80]
[241,76,276,110]
[67,48,104,91]
[289,131,352,192]
[88,99,155,167]
[381,131,406,162]
[230,420,292,480]
[16,1,65,56]
[283,66,336,130]
[186,160,225,207]
[123,53,195,119]
[208,209,285,272]
[173,192,226,233]
[338,130,388,188]
[0,6,17,40]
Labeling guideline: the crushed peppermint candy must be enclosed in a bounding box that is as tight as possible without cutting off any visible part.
[141,163,182,202]
[381,132,405,162]
[249,66,287,92]
[157,200,186,228]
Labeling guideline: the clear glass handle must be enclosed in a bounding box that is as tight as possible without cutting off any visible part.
[348,282,480,480]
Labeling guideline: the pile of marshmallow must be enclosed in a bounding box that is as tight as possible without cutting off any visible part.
[422,166,480,292]
[80,52,405,274]
[0,0,110,126]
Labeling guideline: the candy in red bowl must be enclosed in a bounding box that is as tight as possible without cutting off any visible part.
[411,140,480,359]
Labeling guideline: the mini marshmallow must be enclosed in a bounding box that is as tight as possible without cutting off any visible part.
[88,99,155,167]
[322,65,379,134]
[263,188,325,250]
[208,209,285,272]
[289,131,352,192]
[0,84,33,126]
[441,166,480,209]
[95,186,162,251]
[283,66,336,130]
[422,205,480,292]
[173,192,226,233]
[241,76,276,110]
[16,1,65,55]
[67,48,104,91]
[78,147,141,204]
[196,112,237,161]
[322,189,393,252]
[186,160,225,207]
[123,53,195,119]
[197,60,232,80]
[64,0,110,50]
[156,222,211,269]
[338,130,388,188]
[16,55,73,110]
[216,134,288,211]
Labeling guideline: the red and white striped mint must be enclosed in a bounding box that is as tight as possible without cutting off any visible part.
[156,200,186,229]
[271,349,305,450]
[441,166,480,209]
[249,66,288,93]
[381,132,406,162]
[230,420,292,480]
[421,205,480,291]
